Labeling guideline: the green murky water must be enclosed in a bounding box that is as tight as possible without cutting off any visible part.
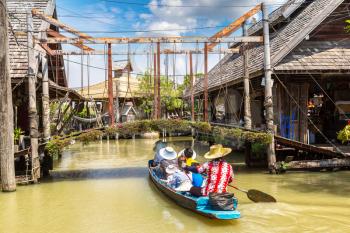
[1,137,349,233]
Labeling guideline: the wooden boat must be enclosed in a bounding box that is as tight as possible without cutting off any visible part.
[148,160,241,220]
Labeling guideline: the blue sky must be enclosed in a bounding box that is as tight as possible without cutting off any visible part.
[56,0,286,88]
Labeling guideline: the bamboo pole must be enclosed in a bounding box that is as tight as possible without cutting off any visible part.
[107,43,115,126]
[262,3,276,173]
[0,0,16,191]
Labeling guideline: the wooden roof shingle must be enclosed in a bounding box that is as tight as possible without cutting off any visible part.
[275,41,350,72]
[193,0,345,95]
[7,0,54,79]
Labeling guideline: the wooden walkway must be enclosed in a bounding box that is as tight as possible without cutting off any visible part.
[210,122,347,158]
[274,135,347,158]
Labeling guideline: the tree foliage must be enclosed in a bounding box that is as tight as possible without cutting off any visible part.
[137,72,185,117]
[137,72,204,118]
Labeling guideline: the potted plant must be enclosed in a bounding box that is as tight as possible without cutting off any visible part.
[337,121,350,145]
[14,127,24,152]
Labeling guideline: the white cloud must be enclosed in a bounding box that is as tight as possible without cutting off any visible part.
[60,0,288,87]
[148,21,187,36]
[111,7,120,14]
[136,0,287,36]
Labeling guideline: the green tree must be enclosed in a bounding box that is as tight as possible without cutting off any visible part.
[137,72,190,118]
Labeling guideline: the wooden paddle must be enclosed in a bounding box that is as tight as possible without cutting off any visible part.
[200,173,276,203]
[228,184,276,203]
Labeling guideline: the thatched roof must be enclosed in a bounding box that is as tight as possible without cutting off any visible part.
[192,0,347,95]
[77,76,142,100]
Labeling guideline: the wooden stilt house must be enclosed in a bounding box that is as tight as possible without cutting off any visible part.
[7,0,83,181]
[192,0,350,145]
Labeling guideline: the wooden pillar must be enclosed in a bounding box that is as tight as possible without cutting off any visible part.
[262,3,276,173]
[243,21,252,130]
[115,77,120,123]
[0,0,16,191]
[27,11,40,181]
[157,41,161,119]
[299,83,309,144]
[153,52,158,119]
[42,55,50,141]
[189,52,195,121]
[107,43,115,126]
[203,42,208,122]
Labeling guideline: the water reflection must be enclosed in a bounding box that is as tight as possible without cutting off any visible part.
[0,137,349,233]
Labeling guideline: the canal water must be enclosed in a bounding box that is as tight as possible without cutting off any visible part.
[1,137,349,233]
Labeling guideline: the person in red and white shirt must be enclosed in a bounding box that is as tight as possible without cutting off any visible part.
[185,144,233,197]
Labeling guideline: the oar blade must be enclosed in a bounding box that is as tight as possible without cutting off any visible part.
[247,189,276,203]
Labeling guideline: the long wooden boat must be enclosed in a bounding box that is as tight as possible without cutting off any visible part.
[148,160,241,220]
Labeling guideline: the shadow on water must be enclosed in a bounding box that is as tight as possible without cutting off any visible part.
[42,167,148,182]
[272,171,350,197]
[147,178,240,227]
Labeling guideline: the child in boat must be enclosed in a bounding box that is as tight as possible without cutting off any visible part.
[178,148,198,168]
[178,148,204,188]
[184,144,233,197]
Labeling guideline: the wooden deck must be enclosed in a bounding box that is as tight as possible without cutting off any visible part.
[274,135,347,158]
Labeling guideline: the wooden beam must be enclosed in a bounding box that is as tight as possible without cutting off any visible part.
[157,41,161,119]
[0,0,16,191]
[32,9,92,40]
[42,55,50,140]
[27,12,40,182]
[47,29,94,51]
[51,48,240,56]
[37,36,263,44]
[153,52,157,119]
[189,52,195,121]
[46,29,65,39]
[107,43,115,126]
[207,4,262,51]
[278,159,350,171]
[40,43,55,56]
[243,22,252,130]
[262,3,276,173]
[204,42,208,122]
